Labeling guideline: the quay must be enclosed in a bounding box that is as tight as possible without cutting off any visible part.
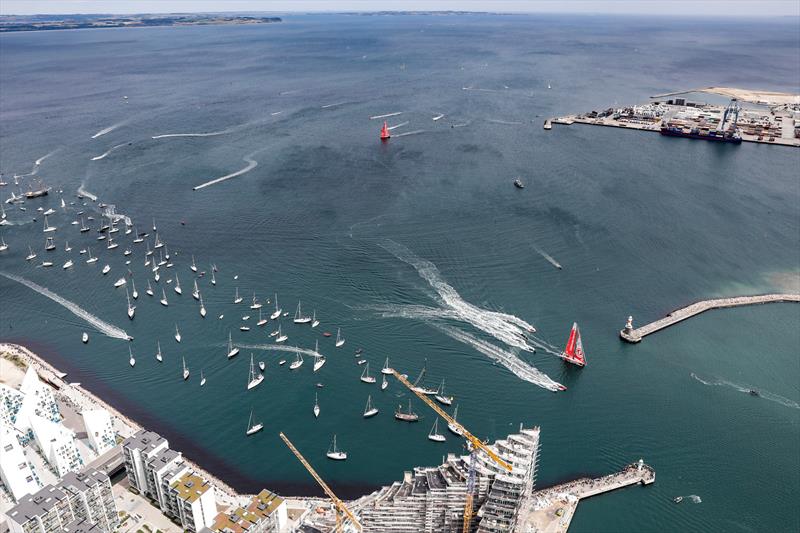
[620,293,800,343]
[515,460,655,532]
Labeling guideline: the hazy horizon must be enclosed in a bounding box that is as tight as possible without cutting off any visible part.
[1,0,798,17]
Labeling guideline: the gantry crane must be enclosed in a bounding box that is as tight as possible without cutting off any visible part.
[392,370,512,533]
[279,432,362,533]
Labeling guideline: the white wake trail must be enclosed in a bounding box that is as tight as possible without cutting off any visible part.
[691,373,799,409]
[152,130,231,139]
[35,150,58,166]
[387,121,409,131]
[91,121,127,139]
[235,343,320,357]
[393,130,425,137]
[0,271,131,340]
[193,156,257,191]
[321,101,347,109]
[533,245,562,270]
[77,185,98,202]
[370,111,403,120]
[91,143,128,161]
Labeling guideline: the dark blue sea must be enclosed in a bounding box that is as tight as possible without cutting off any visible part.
[1,13,799,532]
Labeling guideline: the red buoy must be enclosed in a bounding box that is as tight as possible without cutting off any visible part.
[380,121,390,140]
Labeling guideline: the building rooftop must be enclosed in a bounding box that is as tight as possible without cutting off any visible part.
[7,484,67,523]
[248,489,284,519]
[171,471,211,503]
[62,518,105,533]
[122,429,166,453]
[61,468,109,492]
[147,447,181,471]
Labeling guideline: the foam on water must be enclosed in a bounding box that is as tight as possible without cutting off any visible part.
[387,121,409,131]
[235,343,321,357]
[691,373,799,409]
[369,111,403,120]
[91,143,128,161]
[91,121,127,139]
[77,185,98,201]
[393,130,425,137]
[193,156,258,191]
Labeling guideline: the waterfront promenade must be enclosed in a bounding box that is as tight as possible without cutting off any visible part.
[620,293,800,343]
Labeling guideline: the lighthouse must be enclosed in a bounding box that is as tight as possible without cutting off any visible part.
[380,121,390,141]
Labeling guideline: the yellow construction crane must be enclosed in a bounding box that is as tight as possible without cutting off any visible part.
[391,370,512,533]
[279,432,362,533]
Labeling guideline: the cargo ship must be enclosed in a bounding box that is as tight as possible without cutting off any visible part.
[660,124,742,144]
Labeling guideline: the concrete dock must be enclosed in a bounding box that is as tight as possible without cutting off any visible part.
[515,460,655,532]
[620,293,800,343]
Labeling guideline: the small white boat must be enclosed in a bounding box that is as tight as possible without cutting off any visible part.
[381,374,388,390]
[250,293,262,310]
[199,294,207,318]
[246,409,263,436]
[190,255,197,272]
[381,357,393,375]
[257,309,267,327]
[174,324,181,343]
[26,246,37,261]
[182,356,190,380]
[360,362,376,384]
[289,351,303,370]
[156,341,163,362]
[363,394,379,418]
[146,280,154,296]
[269,294,281,319]
[428,419,446,442]
[234,287,243,304]
[41,261,54,267]
[293,301,312,324]
[210,269,216,286]
[311,310,319,328]
[129,346,136,367]
[275,326,288,343]
[131,278,138,299]
[123,249,131,256]
[326,435,347,461]
[97,234,106,241]
[240,325,250,331]
[174,274,182,295]
[242,315,251,321]
[152,218,157,232]
[64,241,71,252]
[357,359,367,365]
[200,370,206,386]
[153,270,160,282]
[192,280,200,300]
[126,288,135,319]
[42,215,56,233]
[45,236,55,250]
[86,248,98,263]
[434,379,454,406]
[335,328,345,348]
[259,361,265,372]
[0,236,7,252]
[313,393,320,418]
[313,342,326,373]
[82,332,89,343]
[114,277,127,288]
[247,354,264,390]
[62,259,74,269]
[160,288,169,306]
[269,330,279,338]
[145,242,153,256]
[279,359,286,366]
[447,405,464,435]
[153,233,163,249]
[227,331,239,359]
[102,264,111,275]
[107,237,118,250]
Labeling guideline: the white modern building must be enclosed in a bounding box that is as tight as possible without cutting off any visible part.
[80,409,115,456]
[169,471,217,532]
[121,429,169,497]
[0,425,42,501]
[28,415,83,478]
[0,383,25,428]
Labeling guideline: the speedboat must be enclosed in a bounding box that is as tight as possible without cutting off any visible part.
[749,389,760,397]
[82,332,89,343]
[514,178,525,189]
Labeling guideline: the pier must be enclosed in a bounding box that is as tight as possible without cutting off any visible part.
[515,460,655,532]
[620,293,800,343]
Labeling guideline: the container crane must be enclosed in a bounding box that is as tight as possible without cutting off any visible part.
[391,370,512,533]
[279,432,362,533]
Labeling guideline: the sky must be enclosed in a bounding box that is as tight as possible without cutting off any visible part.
[1,0,798,17]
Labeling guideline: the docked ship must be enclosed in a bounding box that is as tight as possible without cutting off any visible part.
[659,124,742,144]
[25,186,51,198]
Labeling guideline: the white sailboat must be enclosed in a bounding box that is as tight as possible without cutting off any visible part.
[246,409,263,436]
[199,294,207,318]
[42,214,56,233]
[107,237,118,250]
[190,255,197,272]
[174,324,181,343]
[360,362,376,384]
[146,280,154,296]
[200,370,206,386]
[152,218,157,232]
[131,278,138,299]
[434,379,454,406]
[102,264,111,275]
[80,217,90,233]
[182,357,190,380]
[0,236,7,252]
[233,287,243,304]
[428,419,446,442]
[124,248,131,256]
[26,246,37,261]
[293,301,311,324]
[275,325,287,343]
[192,280,200,300]
[313,393,320,418]
[128,346,136,367]
[312,341,326,372]
[270,294,281,319]
[381,357,393,375]
[114,277,127,288]
[41,260,54,267]
[447,405,464,436]
[153,233,163,249]
[126,287,135,319]
[247,354,264,390]
[227,331,239,359]
[145,241,153,257]
[257,309,267,327]
[45,236,55,250]
[210,269,216,286]
[289,351,303,370]
[174,274,182,295]
[62,258,74,269]
[311,310,319,328]
[156,341,163,362]
[160,288,169,306]
[132,228,143,243]
[64,240,71,252]
[335,328,345,348]
[249,292,262,310]
[326,435,347,460]
[381,374,388,390]
[363,395,379,418]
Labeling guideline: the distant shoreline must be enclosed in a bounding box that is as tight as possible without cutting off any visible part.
[0,14,281,33]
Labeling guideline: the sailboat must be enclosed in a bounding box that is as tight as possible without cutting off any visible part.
[126,287,136,320]
[428,419,446,442]
[311,310,319,328]
[132,228,143,243]
[152,218,157,232]
[182,357,190,380]
[381,357,393,375]
[160,288,169,306]
[123,248,131,256]
[434,379,453,406]
[257,309,267,327]
[411,360,438,395]
[174,324,181,343]
[131,278,138,299]
[313,393,320,418]
[293,301,311,324]
[275,326,287,343]
[200,370,206,386]
[146,280,154,296]
[190,255,197,272]
[210,269,216,286]
[26,246,37,261]
[289,351,303,370]
[326,435,347,460]
[363,395,379,418]
[234,287,243,304]
[86,247,98,263]
[114,277,127,288]
[145,241,153,257]
[192,280,200,300]
[360,362,376,384]
[394,399,419,422]
[247,354,264,389]
[312,341,326,372]
[246,409,263,436]
[128,346,136,367]
[199,294,207,318]
[153,269,160,282]
[174,274,182,295]
[45,236,55,250]
[62,258,73,269]
[269,294,281,319]
[381,374,388,390]
[335,328,345,348]
[107,236,118,250]
[80,217,90,233]
[42,214,56,233]
[156,341,163,362]
[102,264,111,275]
[153,233,163,249]
[447,405,464,435]
[227,331,239,359]
[558,322,587,367]
[0,235,7,252]
[64,240,71,252]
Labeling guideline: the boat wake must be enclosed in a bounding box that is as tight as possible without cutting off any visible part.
[379,239,538,352]
[35,150,58,166]
[688,495,702,504]
[91,121,127,139]
[193,155,257,191]
[91,143,128,161]
[235,343,320,357]
[533,245,562,270]
[387,121,409,131]
[77,185,98,202]
[0,271,131,340]
[486,119,523,125]
[321,101,348,109]
[370,111,403,120]
[393,130,425,138]
[690,373,799,409]
[152,128,235,140]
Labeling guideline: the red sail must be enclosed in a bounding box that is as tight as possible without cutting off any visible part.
[562,322,586,366]
[380,121,390,140]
